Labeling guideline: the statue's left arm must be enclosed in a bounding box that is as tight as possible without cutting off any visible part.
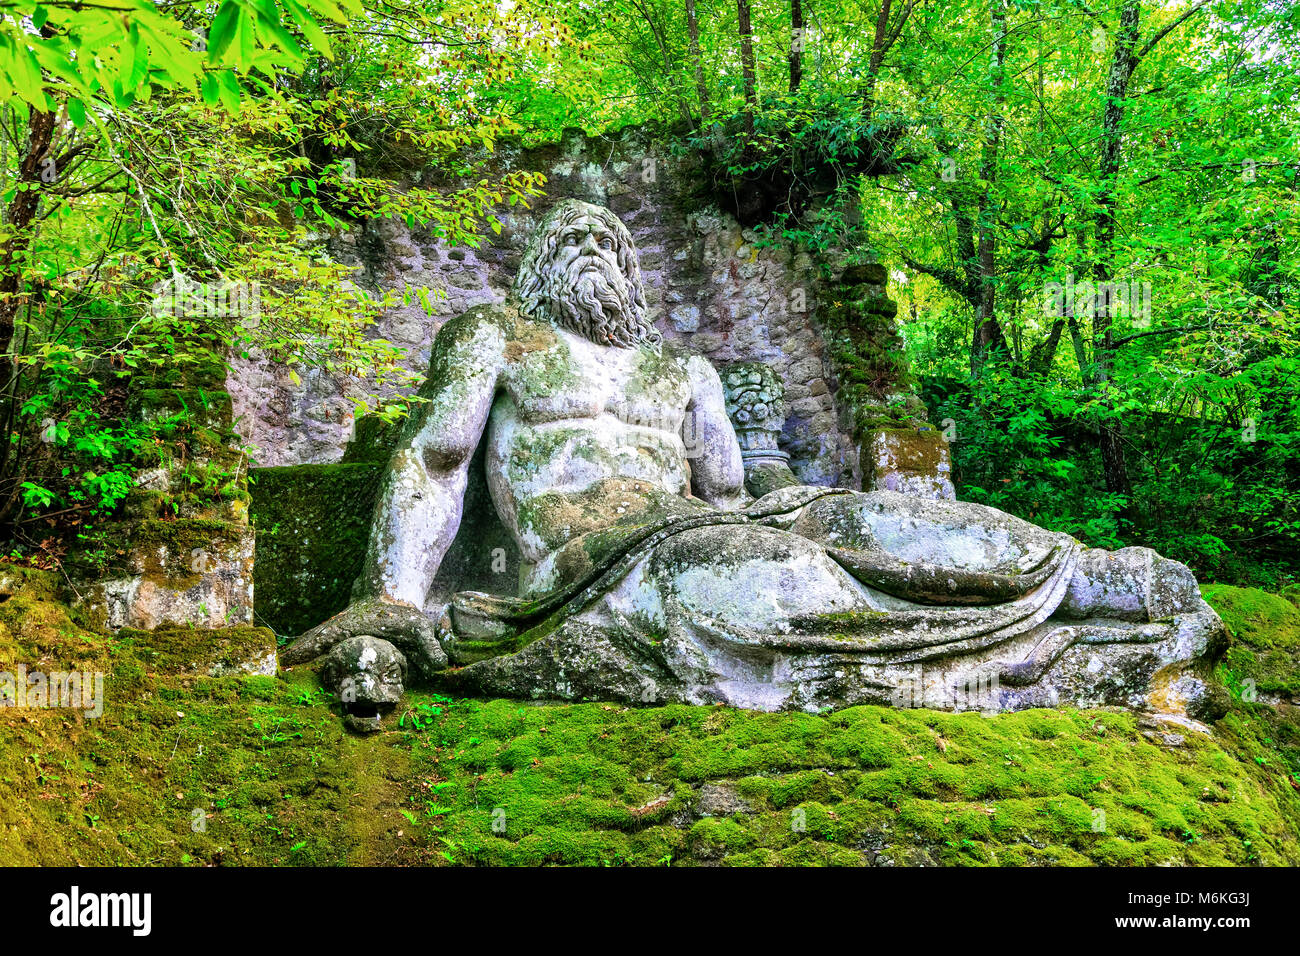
[683,354,753,511]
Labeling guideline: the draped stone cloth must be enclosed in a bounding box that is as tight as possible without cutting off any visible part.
[447,486,1084,671]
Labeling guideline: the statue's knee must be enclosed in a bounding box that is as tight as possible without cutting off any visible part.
[652,525,865,625]
[1060,547,1201,622]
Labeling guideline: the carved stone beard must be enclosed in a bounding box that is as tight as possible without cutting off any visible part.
[544,254,660,349]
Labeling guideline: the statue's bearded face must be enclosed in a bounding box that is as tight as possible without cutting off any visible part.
[513,201,659,349]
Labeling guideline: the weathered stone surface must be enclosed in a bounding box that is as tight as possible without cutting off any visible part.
[865,426,955,500]
[83,534,254,631]
[76,380,255,632]
[440,510,1224,716]
[839,263,888,286]
[696,782,752,817]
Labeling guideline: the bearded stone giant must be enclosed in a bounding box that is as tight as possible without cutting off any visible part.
[285,199,1223,725]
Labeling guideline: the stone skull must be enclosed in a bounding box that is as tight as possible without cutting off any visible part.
[319,635,408,732]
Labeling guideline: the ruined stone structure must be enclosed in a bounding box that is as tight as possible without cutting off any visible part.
[76,363,258,636]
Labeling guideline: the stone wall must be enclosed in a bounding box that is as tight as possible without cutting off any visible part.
[76,364,256,631]
[228,125,861,488]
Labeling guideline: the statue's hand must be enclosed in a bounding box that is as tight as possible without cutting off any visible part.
[281,599,449,680]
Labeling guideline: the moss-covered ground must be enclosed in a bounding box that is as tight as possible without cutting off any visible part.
[2,567,1298,866]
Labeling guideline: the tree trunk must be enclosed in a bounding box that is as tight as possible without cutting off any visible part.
[789,0,804,93]
[861,0,894,121]
[0,106,55,362]
[686,0,711,121]
[1090,0,1142,500]
[0,101,56,517]
[970,0,1008,376]
[737,0,758,138]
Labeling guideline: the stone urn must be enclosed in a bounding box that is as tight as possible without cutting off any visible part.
[722,361,800,498]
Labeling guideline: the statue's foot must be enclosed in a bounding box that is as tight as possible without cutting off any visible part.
[1058,547,1203,622]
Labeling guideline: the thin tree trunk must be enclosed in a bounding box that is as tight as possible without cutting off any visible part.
[1087,0,1211,502]
[0,101,56,490]
[686,0,711,121]
[0,24,62,517]
[861,0,894,121]
[1090,0,1141,500]
[789,0,804,93]
[737,0,758,138]
[1029,317,1066,373]
[1068,315,1089,373]
[970,0,1008,376]
[628,0,693,124]
[0,106,54,361]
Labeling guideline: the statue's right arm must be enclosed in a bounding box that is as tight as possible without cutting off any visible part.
[354,311,507,608]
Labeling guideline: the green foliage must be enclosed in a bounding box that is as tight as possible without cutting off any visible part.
[925,346,1300,585]
[0,0,358,115]
[677,86,910,227]
[925,372,1128,547]
[0,0,555,559]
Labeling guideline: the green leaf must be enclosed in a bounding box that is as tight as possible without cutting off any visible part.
[217,69,241,113]
[201,71,221,107]
[237,6,257,67]
[281,0,332,59]
[207,1,242,63]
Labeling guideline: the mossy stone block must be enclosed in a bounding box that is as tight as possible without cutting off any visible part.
[249,463,384,637]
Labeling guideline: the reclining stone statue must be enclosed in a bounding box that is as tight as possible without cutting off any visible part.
[284,199,1223,724]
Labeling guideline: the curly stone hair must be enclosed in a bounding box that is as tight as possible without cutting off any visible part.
[511,199,658,348]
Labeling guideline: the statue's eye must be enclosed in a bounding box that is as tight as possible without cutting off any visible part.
[599,238,614,250]
[565,234,579,245]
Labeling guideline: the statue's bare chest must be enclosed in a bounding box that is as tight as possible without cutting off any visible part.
[500,330,691,431]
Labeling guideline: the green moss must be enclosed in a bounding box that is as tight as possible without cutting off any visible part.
[0,570,412,866]
[1201,584,1300,846]
[342,415,400,465]
[392,697,1299,866]
[1279,584,1300,610]
[1206,584,1300,699]
[115,625,275,676]
[1,576,1296,867]
[249,463,384,638]
[1204,584,1300,652]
